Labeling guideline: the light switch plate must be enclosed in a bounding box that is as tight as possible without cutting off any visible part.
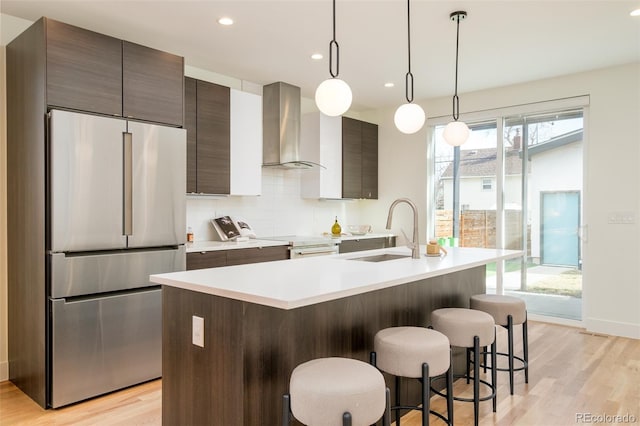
[192,315,204,347]
[607,211,636,224]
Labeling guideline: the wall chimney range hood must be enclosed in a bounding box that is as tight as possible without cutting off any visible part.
[262,82,324,169]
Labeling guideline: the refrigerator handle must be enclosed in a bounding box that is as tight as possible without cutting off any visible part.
[123,132,133,236]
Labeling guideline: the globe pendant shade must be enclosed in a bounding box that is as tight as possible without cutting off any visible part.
[315,78,352,116]
[394,103,426,134]
[443,120,470,146]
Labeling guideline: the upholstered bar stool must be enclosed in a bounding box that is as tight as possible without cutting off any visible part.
[283,357,391,426]
[470,294,529,395]
[371,327,454,426]
[431,308,497,426]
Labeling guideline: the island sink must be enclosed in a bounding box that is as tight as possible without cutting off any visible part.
[349,253,411,262]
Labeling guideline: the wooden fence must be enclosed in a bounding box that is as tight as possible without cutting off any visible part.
[435,210,530,252]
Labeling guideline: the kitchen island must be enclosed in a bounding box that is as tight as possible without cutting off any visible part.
[151,246,521,425]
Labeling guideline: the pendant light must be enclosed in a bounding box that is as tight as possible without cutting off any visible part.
[443,11,470,147]
[315,0,352,116]
[394,0,425,134]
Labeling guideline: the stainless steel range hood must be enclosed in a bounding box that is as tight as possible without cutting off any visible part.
[262,82,324,169]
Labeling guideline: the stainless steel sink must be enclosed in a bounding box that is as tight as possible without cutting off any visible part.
[349,253,410,262]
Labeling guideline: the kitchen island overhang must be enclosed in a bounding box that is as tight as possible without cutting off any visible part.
[153,247,522,426]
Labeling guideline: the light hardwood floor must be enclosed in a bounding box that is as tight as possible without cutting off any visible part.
[0,321,638,425]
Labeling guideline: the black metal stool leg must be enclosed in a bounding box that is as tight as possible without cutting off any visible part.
[507,314,515,395]
[491,332,497,412]
[395,375,401,426]
[466,347,471,384]
[483,345,488,373]
[446,350,454,426]
[473,336,480,426]
[282,394,290,426]
[422,363,430,426]
[343,412,352,426]
[383,387,391,426]
[523,315,529,383]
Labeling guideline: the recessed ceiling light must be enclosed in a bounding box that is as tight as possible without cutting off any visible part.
[311,53,323,60]
[384,82,395,88]
[631,8,640,16]
[218,17,234,26]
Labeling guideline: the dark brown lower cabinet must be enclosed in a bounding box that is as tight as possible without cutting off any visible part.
[186,245,290,270]
[162,266,486,425]
[338,236,396,254]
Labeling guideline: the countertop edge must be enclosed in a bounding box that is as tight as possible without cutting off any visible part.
[152,247,523,310]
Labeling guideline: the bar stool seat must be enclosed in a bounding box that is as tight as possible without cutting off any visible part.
[284,357,390,426]
[431,308,497,426]
[470,294,529,394]
[432,308,495,347]
[372,327,453,425]
[470,294,526,325]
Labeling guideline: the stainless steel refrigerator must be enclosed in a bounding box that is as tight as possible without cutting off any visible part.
[47,109,186,408]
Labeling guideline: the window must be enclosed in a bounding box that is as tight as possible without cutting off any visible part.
[482,178,493,191]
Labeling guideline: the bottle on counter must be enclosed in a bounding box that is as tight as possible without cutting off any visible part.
[187,226,194,242]
[331,216,342,236]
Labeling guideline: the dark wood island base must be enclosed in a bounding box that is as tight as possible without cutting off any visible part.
[162,266,485,425]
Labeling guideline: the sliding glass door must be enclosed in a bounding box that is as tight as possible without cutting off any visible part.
[431,107,584,321]
[505,110,584,320]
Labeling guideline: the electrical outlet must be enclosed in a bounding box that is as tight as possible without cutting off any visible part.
[192,315,204,347]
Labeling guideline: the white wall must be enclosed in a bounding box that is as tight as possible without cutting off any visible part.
[366,63,639,339]
[187,168,366,240]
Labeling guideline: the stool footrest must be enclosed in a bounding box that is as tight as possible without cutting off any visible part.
[473,351,528,372]
[431,375,496,403]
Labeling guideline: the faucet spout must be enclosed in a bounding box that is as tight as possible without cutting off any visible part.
[385,198,421,259]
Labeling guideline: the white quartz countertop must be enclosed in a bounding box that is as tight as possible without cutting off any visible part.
[186,239,290,253]
[152,246,522,310]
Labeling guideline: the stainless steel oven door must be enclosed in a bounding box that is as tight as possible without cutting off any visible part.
[289,245,339,259]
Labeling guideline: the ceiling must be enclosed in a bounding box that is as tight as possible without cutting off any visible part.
[2,1,639,111]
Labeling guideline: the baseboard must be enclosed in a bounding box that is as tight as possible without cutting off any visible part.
[584,317,640,339]
[528,313,584,329]
[0,360,7,382]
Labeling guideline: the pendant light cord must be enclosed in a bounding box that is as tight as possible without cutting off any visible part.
[329,0,340,78]
[405,0,414,103]
[452,13,462,121]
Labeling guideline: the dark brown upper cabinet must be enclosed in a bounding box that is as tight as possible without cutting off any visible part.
[185,78,231,194]
[44,18,183,126]
[342,117,378,199]
[300,113,378,200]
[46,19,123,117]
[185,78,198,193]
[360,121,379,199]
[123,41,184,126]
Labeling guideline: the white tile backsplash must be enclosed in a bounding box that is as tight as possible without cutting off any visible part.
[186,168,363,241]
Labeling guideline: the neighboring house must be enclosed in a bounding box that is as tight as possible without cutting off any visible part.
[440,147,523,211]
[439,129,583,266]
